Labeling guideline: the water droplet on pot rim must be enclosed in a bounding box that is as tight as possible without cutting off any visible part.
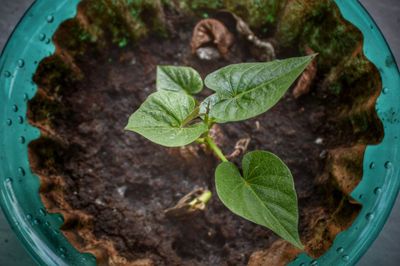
[39,208,47,216]
[382,87,389,94]
[17,59,25,68]
[366,212,374,221]
[384,161,392,169]
[39,33,46,41]
[46,15,54,23]
[18,167,25,176]
[374,187,382,195]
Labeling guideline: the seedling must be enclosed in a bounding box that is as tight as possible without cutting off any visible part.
[125,55,316,249]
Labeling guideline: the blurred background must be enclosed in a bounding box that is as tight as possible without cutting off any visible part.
[0,0,399,265]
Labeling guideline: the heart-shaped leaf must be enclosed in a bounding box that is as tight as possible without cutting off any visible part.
[202,55,316,122]
[125,90,207,147]
[215,151,303,248]
[157,65,203,94]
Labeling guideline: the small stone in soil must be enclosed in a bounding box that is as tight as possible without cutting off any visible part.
[315,138,324,145]
[196,47,221,60]
[117,186,127,197]
[95,198,106,206]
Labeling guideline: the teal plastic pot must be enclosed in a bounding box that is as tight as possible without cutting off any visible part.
[0,0,399,265]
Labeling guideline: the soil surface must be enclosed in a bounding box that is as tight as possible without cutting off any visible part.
[27,8,380,266]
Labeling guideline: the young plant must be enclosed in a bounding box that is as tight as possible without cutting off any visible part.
[125,55,316,249]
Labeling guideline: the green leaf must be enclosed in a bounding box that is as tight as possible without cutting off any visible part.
[125,90,207,147]
[157,65,203,94]
[215,151,303,249]
[202,55,316,122]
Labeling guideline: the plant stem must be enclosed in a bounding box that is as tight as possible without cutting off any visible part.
[181,106,200,127]
[198,190,212,203]
[205,136,228,162]
[189,190,212,207]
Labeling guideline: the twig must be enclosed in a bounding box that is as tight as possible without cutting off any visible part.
[227,137,251,159]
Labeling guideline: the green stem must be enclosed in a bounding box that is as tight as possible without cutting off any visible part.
[198,190,212,203]
[205,136,228,162]
[181,106,200,127]
[189,190,212,207]
[195,138,205,144]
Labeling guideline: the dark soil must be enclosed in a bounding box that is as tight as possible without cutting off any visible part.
[28,9,380,266]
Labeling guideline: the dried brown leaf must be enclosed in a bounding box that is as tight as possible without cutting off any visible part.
[293,46,317,98]
[191,18,234,58]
